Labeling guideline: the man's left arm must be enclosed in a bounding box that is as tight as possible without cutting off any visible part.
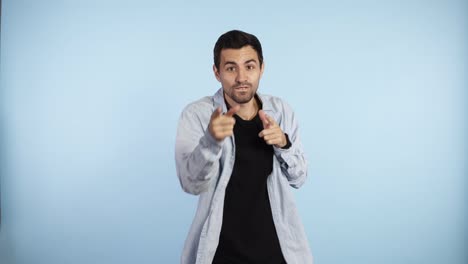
[258,101,308,188]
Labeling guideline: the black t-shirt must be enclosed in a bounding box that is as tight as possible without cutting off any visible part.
[212,111,286,264]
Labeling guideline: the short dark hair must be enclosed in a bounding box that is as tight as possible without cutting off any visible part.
[213,30,263,70]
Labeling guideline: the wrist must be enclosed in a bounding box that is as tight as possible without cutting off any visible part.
[279,133,292,149]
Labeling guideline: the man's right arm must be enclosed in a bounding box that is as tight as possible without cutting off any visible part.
[175,105,223,195]
[175,104,238,195]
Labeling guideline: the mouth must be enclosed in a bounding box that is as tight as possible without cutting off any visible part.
[234,85,249,91]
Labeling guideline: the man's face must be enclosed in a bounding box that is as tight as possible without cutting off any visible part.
[214,45,264,105]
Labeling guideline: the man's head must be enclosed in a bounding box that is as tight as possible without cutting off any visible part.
[213,30,263,70]
[213,30,265,105]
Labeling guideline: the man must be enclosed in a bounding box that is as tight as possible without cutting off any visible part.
[175,30,313,264]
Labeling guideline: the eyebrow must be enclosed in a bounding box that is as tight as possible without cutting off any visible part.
[223,59,258,66]
[244,59,257,65]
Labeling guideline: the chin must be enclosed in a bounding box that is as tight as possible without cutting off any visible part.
[234,96,254,104]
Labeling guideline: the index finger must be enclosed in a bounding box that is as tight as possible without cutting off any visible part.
[266,114,277,126]
[225,105,240,117]
[258,110,270,128]
[211,107,222,119]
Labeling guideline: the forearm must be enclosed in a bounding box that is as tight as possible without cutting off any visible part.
[274,142,308,188]
[176,127,223,195]
[274,101,308,188]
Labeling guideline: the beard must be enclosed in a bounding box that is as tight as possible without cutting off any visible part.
[224,83,256,104]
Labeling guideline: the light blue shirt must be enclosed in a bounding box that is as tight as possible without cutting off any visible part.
[175,88,313,264]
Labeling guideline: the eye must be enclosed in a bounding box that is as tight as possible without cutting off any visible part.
[246,65,255,70]
[226,67,236,72]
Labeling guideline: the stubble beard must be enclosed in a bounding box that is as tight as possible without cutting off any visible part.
[225,84,256,104]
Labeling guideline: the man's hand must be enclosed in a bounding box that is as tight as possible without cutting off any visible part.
[209,105,240,141]
[258,110,287,148]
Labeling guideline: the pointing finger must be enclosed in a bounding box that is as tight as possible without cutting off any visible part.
[266,114,277,126]
[225,105,240,117]
[258,110,270,128]
[211,107,222,119]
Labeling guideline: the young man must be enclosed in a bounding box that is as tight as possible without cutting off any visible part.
[175,30,313,264]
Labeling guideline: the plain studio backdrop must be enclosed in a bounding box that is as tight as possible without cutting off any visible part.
[0,0,466,263]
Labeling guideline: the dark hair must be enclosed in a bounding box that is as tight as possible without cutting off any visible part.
[213,30,263,70]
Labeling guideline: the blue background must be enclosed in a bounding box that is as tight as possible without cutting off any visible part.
[1,0,467,263]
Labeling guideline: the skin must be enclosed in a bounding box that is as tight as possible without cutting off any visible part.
[209,45,287,148]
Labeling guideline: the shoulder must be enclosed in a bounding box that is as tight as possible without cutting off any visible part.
[182,96,214,113]
[258,93,294,113]
[179,95,216,123]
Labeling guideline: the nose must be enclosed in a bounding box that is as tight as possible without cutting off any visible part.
[236,68,247,83]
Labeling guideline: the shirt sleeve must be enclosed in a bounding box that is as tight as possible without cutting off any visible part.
[175,103,224,195]
[280,133,292,149]
[273,101,308,189]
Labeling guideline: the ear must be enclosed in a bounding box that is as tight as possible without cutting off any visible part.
[260,61,265,77]
[213,64,221,82]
